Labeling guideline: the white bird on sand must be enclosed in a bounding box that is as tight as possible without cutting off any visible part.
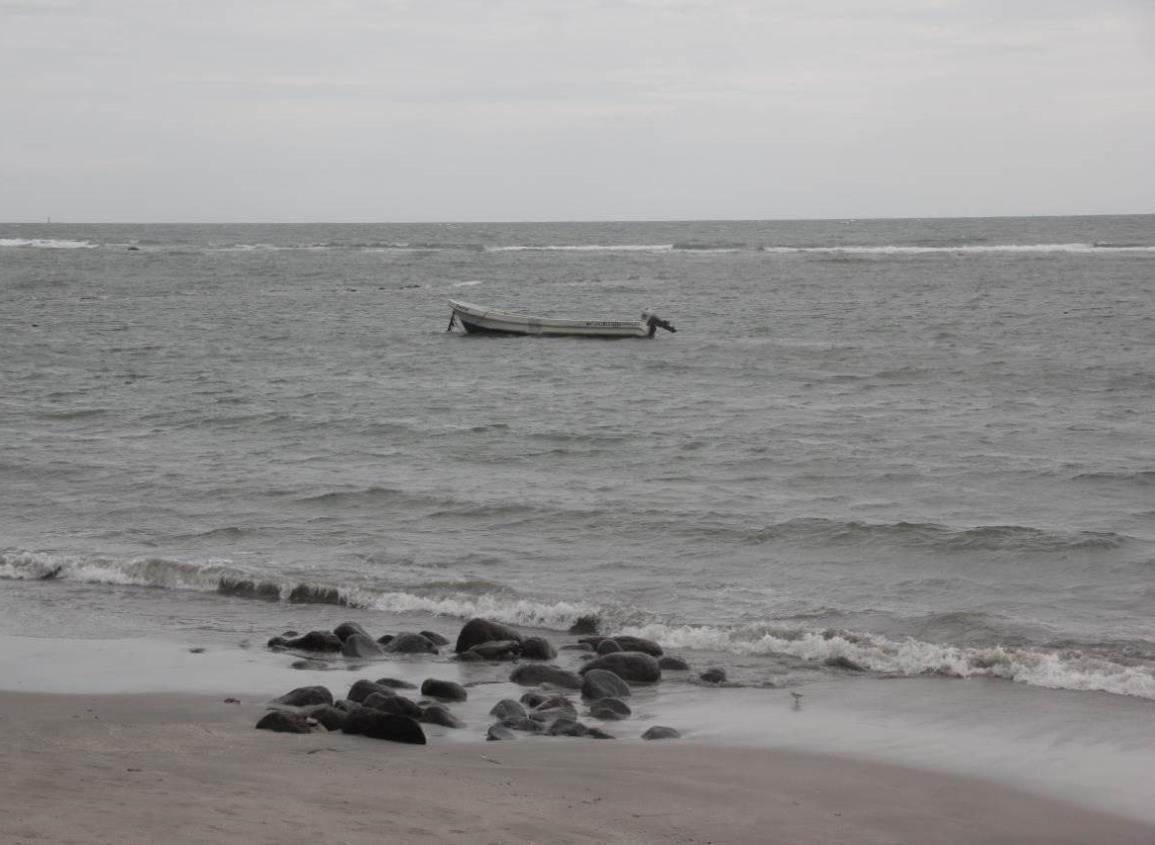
[790,692,803,710]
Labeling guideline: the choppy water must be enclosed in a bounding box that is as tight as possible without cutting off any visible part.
[2,216,1153,699]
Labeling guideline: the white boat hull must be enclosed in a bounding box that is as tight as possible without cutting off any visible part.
[448,300,668,338]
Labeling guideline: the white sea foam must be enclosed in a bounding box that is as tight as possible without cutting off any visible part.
[0,238,96,249]
[619,622,1155,700]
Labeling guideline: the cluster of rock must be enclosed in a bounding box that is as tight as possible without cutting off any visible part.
[257,616,726,745]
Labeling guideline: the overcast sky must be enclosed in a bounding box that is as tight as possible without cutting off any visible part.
[2,0,1152,222]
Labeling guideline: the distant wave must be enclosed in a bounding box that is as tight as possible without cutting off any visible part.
[6,237,1153,254]
[2,549,1151,699]
[740,518,1128,553]
[0,238,97,249]
[1074,470,1155,487]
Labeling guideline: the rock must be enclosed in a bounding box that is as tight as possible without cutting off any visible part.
[467,640,521,661]
[581,669,631,701]
[419,630,451,646]
[699,667,727,684]
[376,634,395,646]
[454,651,484,663]
[289,658,331,671]
[347,679,398,703]
[454,618,523,653]
[824,656,866,671]
[568,615,601,635]
[578,652,661,684]
[588,698,631,720]
[272,686,334,708]
[578,636,607,649]
[658,656,691,671]
[364,693,423,719]
[303,704,348,731]
[487,724,516,741]
[586,726,616,739]
[489,699,528,721]
[374,677,417,690]
[509,664,583,689]
[560,643,595,652]
[333,699,358,712]
[519,636,557,660]
[420,703,464,728]
[341,709,426,744]
[277,630,343,653]
[519,691,548,709]
[546,718,589,737]
[641,725,681,740]
[420,678,468,702]
[596,639,623,655]
[255,710,315,734]
[383,632,439,654]
[501,717,545,733]
[612,636,663,657]
[341,633,384,658]
[333,621,371,642]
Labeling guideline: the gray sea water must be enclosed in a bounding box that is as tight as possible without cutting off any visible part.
[2,216,1153,700]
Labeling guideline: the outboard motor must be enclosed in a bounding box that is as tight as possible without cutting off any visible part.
[642,311,677,337]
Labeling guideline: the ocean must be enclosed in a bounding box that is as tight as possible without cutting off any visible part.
[1,216,1152,699]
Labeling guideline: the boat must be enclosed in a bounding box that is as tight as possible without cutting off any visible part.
[447,299,676,338]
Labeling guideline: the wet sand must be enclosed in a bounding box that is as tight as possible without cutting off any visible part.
[2,690,1152,845]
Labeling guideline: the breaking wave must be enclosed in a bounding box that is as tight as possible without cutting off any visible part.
[620,622,1155,700]
[741,518,1128,553]
[3,549,1151,700]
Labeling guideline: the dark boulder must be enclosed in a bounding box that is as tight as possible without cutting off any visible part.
[273,685,334,708]
[568,615,601,635]
[546,718,590,737]
[454,651,484,663]
[374,677,417,690]
[256,710,315,734]
[596,639,623,655]
[489,699,528,721]
[586,726,615,739]
[519,636,557,660]
[420,703,464,728]
[658,656,691,671]
[519,691,548,709]
[588,698,631,720]
[467,640,521,661]
[699,667,727,684]
[501,717,545,733]
[342,709,426,744]
[333,621,371,642]
[487,724,516,741]
[581,669,631,701]
[376,634,395,646]
[341,633,384,658]
[578,652,661,684]
[824,655,866,671]
[612,636,663,657]
[455,618,522,653]
[364,692,422,719]
[278,630,343,653]
[421,678,468,702]
[578,636,607,649]
[347,679,397,703]
[303,704,348,731]
[419,630,451,646]
[383,632,439,655]
[289,658,331,671]
[509,664,583,689]
[641,725,681,740]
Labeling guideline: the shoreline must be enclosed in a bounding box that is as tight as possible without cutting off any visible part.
[4,689,1154,845]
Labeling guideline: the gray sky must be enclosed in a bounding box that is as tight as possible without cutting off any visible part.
[2,0,1152,222]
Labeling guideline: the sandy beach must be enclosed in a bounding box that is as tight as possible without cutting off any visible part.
[2,690,1152,845]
